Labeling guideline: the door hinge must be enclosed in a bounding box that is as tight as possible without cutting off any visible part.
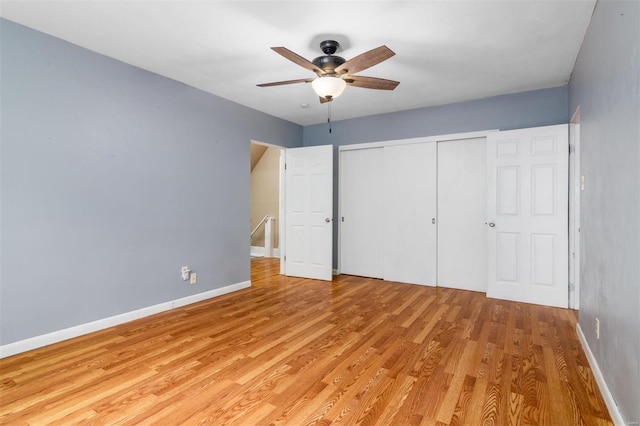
[284,163,287,170]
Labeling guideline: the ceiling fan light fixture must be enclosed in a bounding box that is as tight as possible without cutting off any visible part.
[312,76,346,101]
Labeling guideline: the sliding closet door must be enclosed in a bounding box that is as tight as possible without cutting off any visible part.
[339,148,384,278]
[383,142,437,286]
[437,138,487,292]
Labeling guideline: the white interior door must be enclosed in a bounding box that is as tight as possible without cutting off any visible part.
[339,148,384,278]
[487,124,568,308]
[383,142,437,286]
[437,137,487,292]
[284,145,333,281]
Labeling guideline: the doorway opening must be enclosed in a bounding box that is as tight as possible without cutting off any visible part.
[250,141,284,264]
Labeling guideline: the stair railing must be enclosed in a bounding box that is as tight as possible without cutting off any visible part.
[250,215,271,238]
[250,215,276,257]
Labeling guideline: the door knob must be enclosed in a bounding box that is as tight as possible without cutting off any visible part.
[325,217,331,223]
[488,222,496,227]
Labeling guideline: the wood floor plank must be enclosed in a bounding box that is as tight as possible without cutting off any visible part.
[434,375,466,424]
[0,258,613,425]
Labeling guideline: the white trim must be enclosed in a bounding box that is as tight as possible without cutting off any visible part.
[571,105,581,124]
[338,129,499,152]
[576,323,625,426]
[250,246,281,258]
[0,280,251,359]
[279,149,286,275]
[337,147,343,275]
[569,123,581,309]
[250,139,276,148]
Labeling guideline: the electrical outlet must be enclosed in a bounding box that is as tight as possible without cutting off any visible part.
[190,273,197,285]
[595,318,600,339]
[181,266,190,281]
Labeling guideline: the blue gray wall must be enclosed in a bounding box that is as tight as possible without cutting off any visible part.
[303,86,568,147]
[0,19,302,346]
[568,1,640,423]
[303,86,569,267]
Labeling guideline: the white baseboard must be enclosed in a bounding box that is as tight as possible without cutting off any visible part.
[576,323,625,426]
[250,246,281,258]
[0,280,251,359]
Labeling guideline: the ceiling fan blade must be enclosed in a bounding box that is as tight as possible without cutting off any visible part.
[271,47,322,75]
[257,78,314,87]
[335,45,395,75]
[344,75,400,90]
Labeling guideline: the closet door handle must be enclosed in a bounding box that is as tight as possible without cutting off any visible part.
[488,222,496,228]
[325,217,331,223]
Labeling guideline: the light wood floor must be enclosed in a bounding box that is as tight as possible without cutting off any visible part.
[1,258,612,425]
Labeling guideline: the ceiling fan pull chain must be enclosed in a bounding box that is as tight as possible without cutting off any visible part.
[328,102,332,134]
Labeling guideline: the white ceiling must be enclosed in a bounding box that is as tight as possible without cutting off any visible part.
[1,1,595,126]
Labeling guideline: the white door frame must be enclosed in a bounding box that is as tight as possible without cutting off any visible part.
[278,148,287,275]
[569,109,581,309]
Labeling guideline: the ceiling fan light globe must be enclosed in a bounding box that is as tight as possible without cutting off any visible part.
[312,77,346,100]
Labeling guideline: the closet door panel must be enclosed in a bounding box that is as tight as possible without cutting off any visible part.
[383,143,437,286]
[437,138,487,291]
[339,148,384,278]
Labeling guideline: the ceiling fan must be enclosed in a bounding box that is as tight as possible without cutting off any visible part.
[257,40,399,103]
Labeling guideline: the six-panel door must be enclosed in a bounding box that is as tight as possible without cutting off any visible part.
[486,124,569,308]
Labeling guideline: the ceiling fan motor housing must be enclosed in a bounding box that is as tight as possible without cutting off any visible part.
[312,55,346,75]
[313,40,345,74]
